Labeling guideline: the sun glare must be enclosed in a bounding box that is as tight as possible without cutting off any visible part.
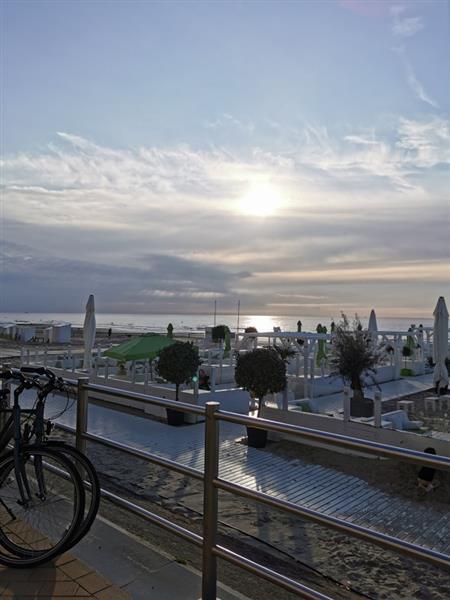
[238,183,283,217]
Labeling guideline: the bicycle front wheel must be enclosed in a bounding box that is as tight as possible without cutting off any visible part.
[45,441,100,548]
[0,445,85,567]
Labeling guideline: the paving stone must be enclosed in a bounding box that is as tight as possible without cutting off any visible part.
[28,567,71,582]
[60,561,93,580]
[94,585,132,600]
[76,572,111,594]
[38,581,84,596]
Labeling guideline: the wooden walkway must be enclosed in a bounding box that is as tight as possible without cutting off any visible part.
[29,390,450,559]
[165,434,450,556]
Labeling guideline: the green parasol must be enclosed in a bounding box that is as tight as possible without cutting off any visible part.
[103,333,176,362]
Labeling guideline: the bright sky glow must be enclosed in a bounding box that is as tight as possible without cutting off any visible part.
[238,183,284,217]
[1,0,449,317]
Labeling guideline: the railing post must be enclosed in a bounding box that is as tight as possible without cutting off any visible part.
[343,386,351,422]
[373,391,382,428]
[202,401,220,600]
[209,367,216,393]
[76,377,89,454]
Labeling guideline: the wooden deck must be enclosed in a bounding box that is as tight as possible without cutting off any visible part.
[23,388,450,559]
[168,434,450,556]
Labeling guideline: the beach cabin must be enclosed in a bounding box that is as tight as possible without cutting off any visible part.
[50,324,72,343]
[16,326,36,343]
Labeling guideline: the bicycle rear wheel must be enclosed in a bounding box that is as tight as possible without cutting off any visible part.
[0,445,85,567]
[45,441,100,548]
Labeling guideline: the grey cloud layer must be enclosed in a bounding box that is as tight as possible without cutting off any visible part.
[1,117,449,316]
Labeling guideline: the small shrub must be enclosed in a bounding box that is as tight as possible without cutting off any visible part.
[156,342,201,400]
[235,348,286,416]
[244,326,258,334]
[402,346,412,358]
[212,324,230,343]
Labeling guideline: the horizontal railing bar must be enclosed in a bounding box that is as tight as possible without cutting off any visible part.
[216,411,450,470]
[61,377,449,471]
[100,487,203,547]
[215,478,450,569]
[83,431,204,480]
[83,382,205,415]
[213,544,332,600]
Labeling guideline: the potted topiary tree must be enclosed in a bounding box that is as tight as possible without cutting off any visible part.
[244,326,258,334]
[156,342,201,426]
[401,345,413,376]
[212,324,230,344]
[235,348,286,447]
[329,314,379,418]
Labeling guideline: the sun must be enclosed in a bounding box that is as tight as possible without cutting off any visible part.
[238,183,283,217]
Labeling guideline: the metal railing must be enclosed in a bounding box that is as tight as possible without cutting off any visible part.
[69,377,450,600]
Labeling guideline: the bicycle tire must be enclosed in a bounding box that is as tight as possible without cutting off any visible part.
[0,445,85,567]
[44,441,100,548]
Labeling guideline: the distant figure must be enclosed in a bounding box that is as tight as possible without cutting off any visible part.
[198,368,210,390]
[167,323,174,338]
[331,321,336,333]
[417,447,438,494]
[297,320,302,333]
[107,328,112,338]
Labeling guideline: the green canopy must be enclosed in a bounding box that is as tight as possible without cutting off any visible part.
[103,333,176,362]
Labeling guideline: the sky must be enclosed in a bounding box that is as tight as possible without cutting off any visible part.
[1,0,449,318]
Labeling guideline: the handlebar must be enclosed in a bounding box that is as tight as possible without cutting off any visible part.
[20,367,55,380]
[0,367,67,394]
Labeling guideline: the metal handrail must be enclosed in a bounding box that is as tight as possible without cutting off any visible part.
[61,377,450,598]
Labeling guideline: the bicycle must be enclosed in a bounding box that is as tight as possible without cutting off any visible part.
[19,367,100,550]
[0,367,99,567]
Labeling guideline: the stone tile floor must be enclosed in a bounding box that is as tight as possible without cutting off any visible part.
[0,551,131,598]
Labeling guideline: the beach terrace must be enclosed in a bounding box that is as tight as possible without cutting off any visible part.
[3,373,449,599]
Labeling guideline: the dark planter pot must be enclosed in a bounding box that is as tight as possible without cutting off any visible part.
[166,408,184,426]
[246,426,268,448]
[350,397,373,418]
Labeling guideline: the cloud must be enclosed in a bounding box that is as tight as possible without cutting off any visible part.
[395,47,439,108]
[392,16,424,38]
[389,8,437,108]
[1,121,449,315]
[204,113,254,133]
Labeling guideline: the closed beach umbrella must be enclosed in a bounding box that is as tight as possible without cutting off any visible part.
[104,333,176,362]
[432,297,449,393]
[83,294,96,371]
[368,309,378,333]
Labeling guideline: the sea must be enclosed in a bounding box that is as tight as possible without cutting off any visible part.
[0,312,435,334]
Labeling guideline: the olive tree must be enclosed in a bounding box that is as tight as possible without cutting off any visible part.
[329,314,379,411]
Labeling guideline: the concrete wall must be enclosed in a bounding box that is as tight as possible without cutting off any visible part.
[260,405,450,457]
[46,366,249,424]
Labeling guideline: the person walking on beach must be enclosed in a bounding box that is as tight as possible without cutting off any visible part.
[417,447,439,494]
